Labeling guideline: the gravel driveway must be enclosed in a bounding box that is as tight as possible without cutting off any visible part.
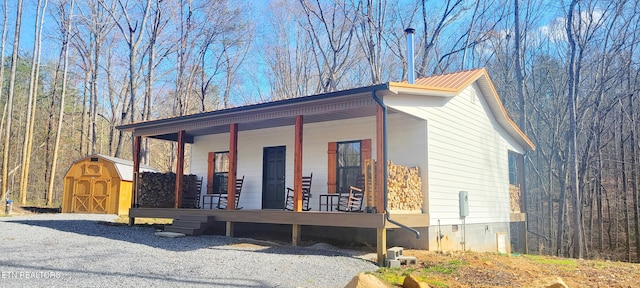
[0,213,378,287]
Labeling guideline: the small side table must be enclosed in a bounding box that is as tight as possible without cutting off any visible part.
[202,193,222,209]
[319,194,340,211]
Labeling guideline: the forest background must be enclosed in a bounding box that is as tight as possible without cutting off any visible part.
[0,0,639,263]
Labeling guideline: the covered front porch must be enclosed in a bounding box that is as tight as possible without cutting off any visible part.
[118,84,429,264]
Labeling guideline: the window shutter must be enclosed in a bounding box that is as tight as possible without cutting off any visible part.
[361,139,371,175]
[207,152,215,194]
[327,142,337,194]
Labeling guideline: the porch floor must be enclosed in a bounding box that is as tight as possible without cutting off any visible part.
[129,208,429,229]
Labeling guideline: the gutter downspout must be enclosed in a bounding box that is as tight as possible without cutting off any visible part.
[372,89,420,239]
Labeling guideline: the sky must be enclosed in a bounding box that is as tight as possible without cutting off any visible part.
[2,0,576,108]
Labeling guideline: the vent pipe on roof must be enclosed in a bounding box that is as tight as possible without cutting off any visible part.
[405,27,416,84]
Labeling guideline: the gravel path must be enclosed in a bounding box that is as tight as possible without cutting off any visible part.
[0,214,378,287]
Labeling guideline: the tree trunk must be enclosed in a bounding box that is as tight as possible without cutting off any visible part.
[620,104,631,262]
[48,0,74,206]
[0,0,8,153]
[566,0,583,259]
[1,0,23,202]
[628,92,640,262]
[142,0,162,165]
[44,44,63,201]
[20,0,47,205]
[596,134,604,251]
[556,175,567,256]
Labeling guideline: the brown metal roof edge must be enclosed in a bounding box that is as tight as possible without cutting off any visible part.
[116,83,390,132]
[389,68,535,151]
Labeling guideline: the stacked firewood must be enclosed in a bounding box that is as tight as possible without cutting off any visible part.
[181,175,201,208]
[138,172,200,208]
[387,161,422,211]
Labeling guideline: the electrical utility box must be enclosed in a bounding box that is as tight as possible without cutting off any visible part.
[459,191,469,218]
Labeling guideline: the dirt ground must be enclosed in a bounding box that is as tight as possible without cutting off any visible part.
[379,249,638,287]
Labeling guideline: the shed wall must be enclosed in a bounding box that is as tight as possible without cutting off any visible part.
[62,156,132,215]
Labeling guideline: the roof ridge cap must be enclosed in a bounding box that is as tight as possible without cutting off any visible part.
[414,67,485,81]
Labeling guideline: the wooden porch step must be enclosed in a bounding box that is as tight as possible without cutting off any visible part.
[178,215,216,223]
[164,215,216,236]
[171,220,204,229]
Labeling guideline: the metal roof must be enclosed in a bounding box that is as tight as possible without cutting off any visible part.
[116,69,535,151]
[70,154,158,182]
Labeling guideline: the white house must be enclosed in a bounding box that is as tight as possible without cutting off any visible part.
[118,68,534,261]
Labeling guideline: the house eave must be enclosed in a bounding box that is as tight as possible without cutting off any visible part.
[116,84,390,137]
[390,72,535,151]
[388,82,457,97]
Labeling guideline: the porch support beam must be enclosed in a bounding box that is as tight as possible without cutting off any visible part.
[130,135,141,226]
[175,130,186,209]
[377,228,387,266]
[375,106,385,213]
[207,152,215,194]
[293,115,303,212]
[226,222,234,237]
[227,123,238,210]
[292,224,301,246]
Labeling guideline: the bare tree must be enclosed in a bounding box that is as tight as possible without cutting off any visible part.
[19,0,48,205]
[101,0,152,127]
[0,0,9,148]
[1,0,23,203]
[297,0,358,92]
[141,0,169,163]
[47,0,74,206]
[353,0,386,84]
[265,0,317,99]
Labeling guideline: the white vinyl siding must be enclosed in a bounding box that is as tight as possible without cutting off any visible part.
[387,114,429,213]
[190,113,427,211]
[191,126,294,209]
[190,116,377,210]
[386,84,524,225]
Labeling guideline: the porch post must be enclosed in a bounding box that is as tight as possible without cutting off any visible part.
[130,135,141,226]
[226,124,238,235]
[375,106,385,213]
[207,152,215,194]
[292,224,301,246]
[175,130,186,209]
[376,106,387,266]
[293,115,303,212]
[226,222,234,237]
[377,228,387,266]
[227,123,238,210]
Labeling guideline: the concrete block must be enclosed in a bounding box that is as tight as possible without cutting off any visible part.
[387,246,403,260]
[397,256,417,265]
[385,259,401,268]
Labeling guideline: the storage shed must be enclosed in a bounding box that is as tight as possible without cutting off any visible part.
[62,154,158,215]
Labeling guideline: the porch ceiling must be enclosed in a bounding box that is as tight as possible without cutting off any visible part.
[187,105,379,136]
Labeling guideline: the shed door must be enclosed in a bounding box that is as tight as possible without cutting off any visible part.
[72,178,110,213]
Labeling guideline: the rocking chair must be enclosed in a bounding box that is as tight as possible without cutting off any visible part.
[217,176,245,210]
[284,173,313,211]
